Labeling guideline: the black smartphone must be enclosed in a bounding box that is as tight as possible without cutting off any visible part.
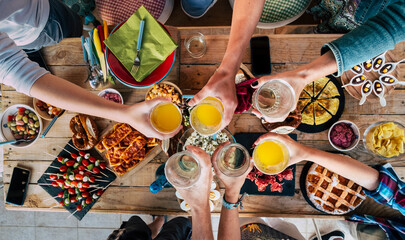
[6,167,31,206]
[25,50,49,71]
[250,36,271,76]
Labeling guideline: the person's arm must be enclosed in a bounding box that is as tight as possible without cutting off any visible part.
[251,51,337,122]
[190,205,214,240]
[176,146,214,240]
[189,0,265,128]
[0,32,179,139]
[254,133,379,190]
[212,143,254,240]
[322,1,405,76]
[251,1,404,122]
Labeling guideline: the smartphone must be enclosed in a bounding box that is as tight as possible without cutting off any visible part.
[250,36,271,76]
[6,167,31,206]
[25,50,49,71]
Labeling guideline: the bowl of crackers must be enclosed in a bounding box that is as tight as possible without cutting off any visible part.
[145,82,183,105]
[363,121,405,159]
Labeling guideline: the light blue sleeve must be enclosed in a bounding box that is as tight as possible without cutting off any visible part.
[321,0,405,76]
[0,32,49,95]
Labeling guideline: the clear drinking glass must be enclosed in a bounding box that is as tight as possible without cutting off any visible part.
[253,79,296,120]
[215,143,250,177]
[184,32,207,58]
[190,97,223,136]
[164,151,201,189]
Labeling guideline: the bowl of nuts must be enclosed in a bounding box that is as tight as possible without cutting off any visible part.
[145,82,183,105]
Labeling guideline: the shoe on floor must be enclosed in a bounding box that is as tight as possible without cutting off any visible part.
[310,230,345,240]
[181,0,217,18]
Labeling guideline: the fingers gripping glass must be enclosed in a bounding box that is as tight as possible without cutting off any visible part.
[215,143,250,177]
[164,151,201,189]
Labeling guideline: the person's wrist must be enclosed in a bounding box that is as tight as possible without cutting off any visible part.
[190,200,210,214]
[224,189,240,203]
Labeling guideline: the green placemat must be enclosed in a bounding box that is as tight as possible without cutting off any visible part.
[104,6,177,82]
[260,0,310,23]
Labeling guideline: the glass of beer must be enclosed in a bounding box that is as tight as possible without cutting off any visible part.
[214,143,250,177]
[164,151,201,189]
[190,97,223,136]
[253,79,296,120]
[150,102,182,134]
[253,139,289,175]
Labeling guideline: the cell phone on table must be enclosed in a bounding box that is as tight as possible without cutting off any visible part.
[26,50,49,71]
[250,36,271,76]
[6,167,31,206]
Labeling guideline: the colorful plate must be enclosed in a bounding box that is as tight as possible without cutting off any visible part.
[105,21,176,88]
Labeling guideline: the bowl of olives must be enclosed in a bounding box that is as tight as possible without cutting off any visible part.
[1,104,42,148]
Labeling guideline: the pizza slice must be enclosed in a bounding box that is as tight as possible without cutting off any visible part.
[313,77,330,98]
[120,136,147,162]
[301,102,315,125]
[298,98,311,112]
[121,130,143,146]
[146,138,160,148]
[102,123,132,150]
[302,82,314,98]
[318,81,340,99]
[314,103,332,125]
[318,98,339,116]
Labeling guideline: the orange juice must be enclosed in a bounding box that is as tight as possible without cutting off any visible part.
[190,97,223,135]
[253,140,289,174]
[150,102,182,133]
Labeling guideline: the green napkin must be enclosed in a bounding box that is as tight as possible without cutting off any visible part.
[104,6,177,82]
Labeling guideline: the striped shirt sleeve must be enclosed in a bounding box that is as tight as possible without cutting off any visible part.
[363,163,405,215]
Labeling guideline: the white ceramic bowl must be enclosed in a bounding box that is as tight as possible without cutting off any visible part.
[0,104,43,148]
[98,88,124,104]
[328,120,360,152]
[363,121,405,159]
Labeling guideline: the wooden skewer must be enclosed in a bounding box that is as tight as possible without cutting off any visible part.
[43,196,58,201]
[66,142,79,152]
[44,151,58,159]
[57,145,71,154]
[97,171,108,178]
[84,169,102,178]
[67,209,79,219]
[48,166,60,170]
[95,179,110,183]
[38,183,54,186]
[49,204,60,210]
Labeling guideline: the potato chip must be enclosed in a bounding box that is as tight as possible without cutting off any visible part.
[371,122,405,157]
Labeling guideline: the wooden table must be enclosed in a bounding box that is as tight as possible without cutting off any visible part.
[3,26,405,219]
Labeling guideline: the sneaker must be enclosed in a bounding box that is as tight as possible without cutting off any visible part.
[310,230,345,240]
[181,0,217,18]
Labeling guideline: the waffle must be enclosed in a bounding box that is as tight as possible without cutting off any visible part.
[305,163,366,215]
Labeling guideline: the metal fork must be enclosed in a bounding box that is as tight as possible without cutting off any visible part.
[130,20,145,74]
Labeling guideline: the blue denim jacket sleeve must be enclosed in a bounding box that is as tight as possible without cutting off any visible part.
[321,0,405,76]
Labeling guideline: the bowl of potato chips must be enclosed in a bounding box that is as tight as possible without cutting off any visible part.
[363,121,405,159]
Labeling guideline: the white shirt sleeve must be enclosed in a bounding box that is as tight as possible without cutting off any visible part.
[0,32,49,96]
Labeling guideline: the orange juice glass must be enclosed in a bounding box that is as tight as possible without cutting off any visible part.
[190,97,223,136]
[253,139,289,175]
[150,102,182,134]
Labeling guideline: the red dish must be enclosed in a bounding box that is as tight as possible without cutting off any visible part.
[105,21,176,88]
